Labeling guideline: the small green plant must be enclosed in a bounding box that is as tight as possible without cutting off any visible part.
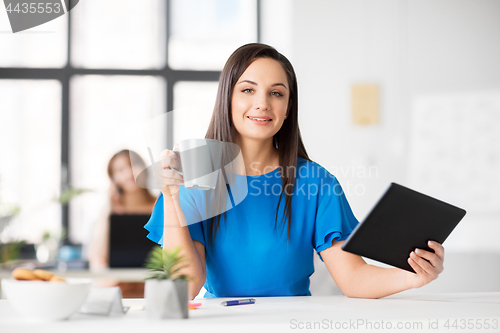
[144,246,190,281]
[0,240,26,264]
[56,187,93,205]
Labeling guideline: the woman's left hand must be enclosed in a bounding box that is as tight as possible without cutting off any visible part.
[404,240,445,289]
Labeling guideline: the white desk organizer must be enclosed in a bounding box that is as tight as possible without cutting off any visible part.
[79,287,128,316]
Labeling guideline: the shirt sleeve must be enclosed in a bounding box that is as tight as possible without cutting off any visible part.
[143,186,206,247]
[314,173,359,261]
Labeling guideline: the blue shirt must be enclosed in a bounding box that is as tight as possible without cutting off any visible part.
[144,158,359,298]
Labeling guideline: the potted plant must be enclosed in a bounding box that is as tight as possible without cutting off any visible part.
[144,246,190,319]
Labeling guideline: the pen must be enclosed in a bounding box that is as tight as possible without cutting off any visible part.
[220,298,256,306]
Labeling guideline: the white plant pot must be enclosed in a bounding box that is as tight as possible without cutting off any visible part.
[144,279,188,319]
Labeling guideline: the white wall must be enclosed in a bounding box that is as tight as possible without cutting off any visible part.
[408,0,500,95]
[263,0,500,293]
[406,0,500,253]
[288,0,409,222]
[265,0,500,253]
[261,0,294,61]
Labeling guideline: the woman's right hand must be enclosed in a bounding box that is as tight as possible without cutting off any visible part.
[156,143,184,197]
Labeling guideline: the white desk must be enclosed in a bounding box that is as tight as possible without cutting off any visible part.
[0,293,499,333]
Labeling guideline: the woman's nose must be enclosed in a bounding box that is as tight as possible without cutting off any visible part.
[254,93,270,111]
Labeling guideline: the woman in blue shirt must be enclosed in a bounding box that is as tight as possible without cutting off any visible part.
[144,43,445,300]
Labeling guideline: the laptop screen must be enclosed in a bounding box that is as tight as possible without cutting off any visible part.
[109,214,157,268]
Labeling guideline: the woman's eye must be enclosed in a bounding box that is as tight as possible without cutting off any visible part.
[242,88,253,93]
[271,91,283,97]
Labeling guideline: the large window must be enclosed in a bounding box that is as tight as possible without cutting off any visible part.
[169,0,257,70]
[70,0,166,69]
[0,80,62,243]
[0,0,259,249]
[69,75,166,243]
[0,11,68,67]
[173,81,219,144]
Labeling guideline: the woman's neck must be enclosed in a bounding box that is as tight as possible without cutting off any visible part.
[234,136,279,176]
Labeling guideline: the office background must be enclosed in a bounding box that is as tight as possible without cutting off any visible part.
[1,0,499,294]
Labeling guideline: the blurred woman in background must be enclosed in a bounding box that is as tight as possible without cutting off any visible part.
[89,149,156,271]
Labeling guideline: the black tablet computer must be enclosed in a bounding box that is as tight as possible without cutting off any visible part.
[109,214,157,268]
[341,183,466,273]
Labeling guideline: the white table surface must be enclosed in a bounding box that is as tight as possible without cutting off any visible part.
[0,292,499,333]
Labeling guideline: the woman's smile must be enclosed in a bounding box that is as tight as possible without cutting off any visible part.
[247,115,272,125]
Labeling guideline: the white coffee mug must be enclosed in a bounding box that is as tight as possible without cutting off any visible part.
[170,139,223,190]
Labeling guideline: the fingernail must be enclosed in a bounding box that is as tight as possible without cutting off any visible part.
[415,249,421,254]
[428,240,433,246]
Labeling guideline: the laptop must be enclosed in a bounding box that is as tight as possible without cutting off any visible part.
[109,214,157,268]
[341,183,466,273]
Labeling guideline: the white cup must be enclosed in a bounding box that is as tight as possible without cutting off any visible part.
[171,139,223,190]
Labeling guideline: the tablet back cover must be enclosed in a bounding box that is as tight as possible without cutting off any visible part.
[341,183,466,272]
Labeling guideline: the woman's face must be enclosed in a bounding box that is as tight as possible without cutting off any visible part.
[111,155,138,193]
[231,57,290,143]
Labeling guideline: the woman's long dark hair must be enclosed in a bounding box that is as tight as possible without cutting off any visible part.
[204,43,311,245]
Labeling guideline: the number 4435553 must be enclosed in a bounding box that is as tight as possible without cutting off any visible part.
[6,2,62,14]
[444,319,499,330]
